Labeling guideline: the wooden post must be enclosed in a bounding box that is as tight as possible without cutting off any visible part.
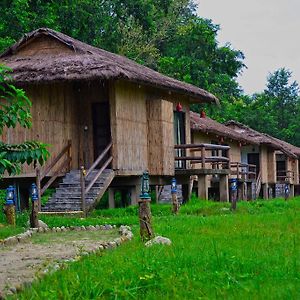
[138,199,154,241]
[130,185,139,205]
[108,188,115,208]
[220,174,229,202]
[5,203,16,226]
[171,178,179,214]
[139,171,154,241]
[30,200,39,228]
[80,166,86,216]
[197,175,208,200]
[262,183,269,200]
[188,177,193,200]
[36,168,42,211]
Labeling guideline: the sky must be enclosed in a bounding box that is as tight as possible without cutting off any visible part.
[196,0,300,95]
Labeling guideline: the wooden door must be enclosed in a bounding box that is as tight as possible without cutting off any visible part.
[92,102,111,163]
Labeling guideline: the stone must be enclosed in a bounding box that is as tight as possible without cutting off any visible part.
[38,220,49,229]
[81,225,86,231]
[145,236,172,247]
[25,230,32,237]
[95,225,100,230]
[16,233,28,242]
[27,220,48,229]
[56,227,61,232]
[114,238,122,246]
[30,228,38,233]
[98,245,104,251]
[4,236,18,246]
[38,227,45,233]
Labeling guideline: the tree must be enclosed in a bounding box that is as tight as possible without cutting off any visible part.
[241,68,300,145]
[0,65,49,176]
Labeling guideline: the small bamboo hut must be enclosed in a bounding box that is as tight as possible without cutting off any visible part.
[225,121,300,199]
[190,111,258,200]
[0,28,219,211]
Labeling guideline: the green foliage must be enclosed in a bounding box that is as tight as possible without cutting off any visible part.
[0,65,49,176]
[240,68,300,145]
[8,197,300,299]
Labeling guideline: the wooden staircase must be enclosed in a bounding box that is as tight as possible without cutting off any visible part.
[39,141,114,213]
[41,169,114,212]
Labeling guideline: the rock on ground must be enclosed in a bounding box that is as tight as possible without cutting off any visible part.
[145,236,172,247]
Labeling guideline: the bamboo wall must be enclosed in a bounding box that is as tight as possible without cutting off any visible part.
[267,150,276,183]
[260,146,269,183]
[1,82,79,176]
[16,35,73,56]
[111,81,149,173]
[147,99,174,175]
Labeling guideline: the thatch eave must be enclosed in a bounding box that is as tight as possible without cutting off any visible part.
[0,27,219,105]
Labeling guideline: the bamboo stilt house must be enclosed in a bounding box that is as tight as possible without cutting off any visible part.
[190,111,258,200]
[0,28,219,211]
[225,120,300,199]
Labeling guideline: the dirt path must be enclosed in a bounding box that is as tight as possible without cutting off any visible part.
[0,229,119,296]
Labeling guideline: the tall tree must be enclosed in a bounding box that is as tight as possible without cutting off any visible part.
[241,68,300,145]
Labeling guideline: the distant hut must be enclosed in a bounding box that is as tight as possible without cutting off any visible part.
[225,121,300,198]
[0,28,218,211]
[190,111,258,200]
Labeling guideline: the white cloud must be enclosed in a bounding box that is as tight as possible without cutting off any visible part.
[195,0,300,94]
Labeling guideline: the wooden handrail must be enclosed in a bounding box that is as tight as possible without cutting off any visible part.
[175,143,230,150]
[85,156,113,194]
[86,142,112,177]
[37,140,72,204]
[41,140,72,179]
[175,143,231,171]
[176,156,230,162]
[80,142,113,214]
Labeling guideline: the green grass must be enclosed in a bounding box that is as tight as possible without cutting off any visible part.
[6,197,300,299]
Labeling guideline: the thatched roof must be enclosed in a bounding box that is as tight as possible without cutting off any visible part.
[190,111,257,145]
[0,28,218,104]
[225,120,299,158]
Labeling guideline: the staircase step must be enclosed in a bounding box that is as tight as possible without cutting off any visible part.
[41,168,114,213]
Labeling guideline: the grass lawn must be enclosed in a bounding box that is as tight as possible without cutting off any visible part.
[5,197,300,299]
